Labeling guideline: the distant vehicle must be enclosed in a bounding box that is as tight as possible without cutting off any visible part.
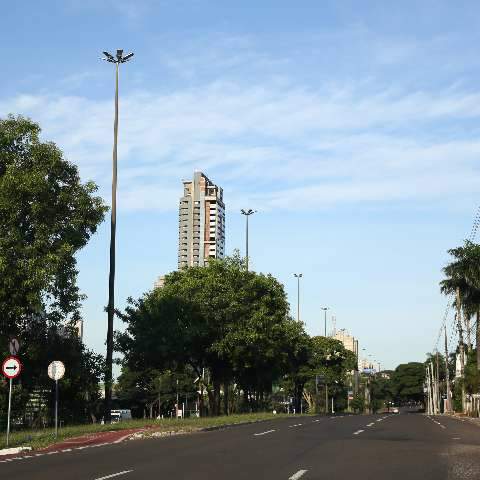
[392,407,399,414]
[110,409,132,423]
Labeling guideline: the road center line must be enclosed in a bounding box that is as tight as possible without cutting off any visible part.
[94,470,133,480]
[289,423,303,428]
[289,469,308,480]
[366,423,375,427]
[254,429,276,436]
[353,430,364,435]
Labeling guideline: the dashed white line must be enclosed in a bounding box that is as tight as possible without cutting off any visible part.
[94,470,133,480]
[254,429,276,436]
[289,423,303,428]
[289,469,308,480]
[376,419,383,422]
[353,430,364,435]
[366,423,375,427]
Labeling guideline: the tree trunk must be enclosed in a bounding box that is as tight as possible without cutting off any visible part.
[223,382,229,416]
[465,313,472,351]
[213,379,221,416]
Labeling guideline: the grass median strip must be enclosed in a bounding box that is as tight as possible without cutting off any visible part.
[1,413,309,452]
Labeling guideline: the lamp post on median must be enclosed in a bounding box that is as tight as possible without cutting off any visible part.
[294,274,303,322]
[102,49,134,424]
[241,209,256,271]
[321,307,329,336]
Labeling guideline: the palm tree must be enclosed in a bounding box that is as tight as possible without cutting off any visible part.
[440,241,480,411]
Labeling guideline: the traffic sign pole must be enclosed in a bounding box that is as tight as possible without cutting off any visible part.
[55,379,58,438]
[6,378,12,447]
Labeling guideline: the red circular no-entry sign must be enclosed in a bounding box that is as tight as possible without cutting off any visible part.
[2,356,22,379]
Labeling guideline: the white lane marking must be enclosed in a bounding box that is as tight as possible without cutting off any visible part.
[254,429,276,436]
[376,419,383,422]
[366,423,375,427]
[61,449,72,452]
[289,423,303,428]
[353,430,364,435]
[338,415,344,418]
[94,470,133,480]
[313,419,320,422]
[330,416,336,419]
[440,425,446,429]
[289,469,308,480]
[453,437,461,440]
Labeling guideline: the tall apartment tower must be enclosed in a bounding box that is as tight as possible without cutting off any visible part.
[178,172,225,268]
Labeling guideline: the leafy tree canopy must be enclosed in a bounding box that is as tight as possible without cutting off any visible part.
[0,115,107,337]
[390,362,425,403]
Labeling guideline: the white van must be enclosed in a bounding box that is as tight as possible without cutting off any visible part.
[110,409,132,423]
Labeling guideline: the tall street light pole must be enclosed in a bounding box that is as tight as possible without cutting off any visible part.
[102,49,134,423]
[241,209,256,271]
[321,307,329,336]
[294,274,303,322]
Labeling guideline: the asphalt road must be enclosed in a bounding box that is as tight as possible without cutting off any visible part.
[2,412,480,479]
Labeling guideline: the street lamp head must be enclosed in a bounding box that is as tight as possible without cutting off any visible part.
[122,52,134,63]
[294,273,303,278]
[241,208,256,216]
[102,50,134,64]
[102,51,116,63]
[321,307,329,311]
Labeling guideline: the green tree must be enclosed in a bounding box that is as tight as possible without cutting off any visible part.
[440,241,480,362]
[117,254,298,416]
[0,115,107,425]
[390,362,425,404]
[0,115,107,336]
[369,375,394,412]
[299,336,356,413]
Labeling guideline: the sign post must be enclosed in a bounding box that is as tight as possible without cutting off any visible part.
[2,356,22,447]
[8,338,20,356]
[48,361,65,438]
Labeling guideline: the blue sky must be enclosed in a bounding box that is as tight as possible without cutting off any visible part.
[2,1,480,370]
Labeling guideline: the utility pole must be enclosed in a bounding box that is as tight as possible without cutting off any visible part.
[444,325,451,413]
[240,209,256,271]
[102,49,134,423]
[294,274,303,322]
[436,352,440,413]
[455,287,466,413]
[430,361,438,414]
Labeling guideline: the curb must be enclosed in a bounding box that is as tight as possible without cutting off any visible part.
[200,417,279,432]
[0,446,32,456]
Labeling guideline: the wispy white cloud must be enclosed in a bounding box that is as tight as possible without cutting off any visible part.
[2,78,480,212]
